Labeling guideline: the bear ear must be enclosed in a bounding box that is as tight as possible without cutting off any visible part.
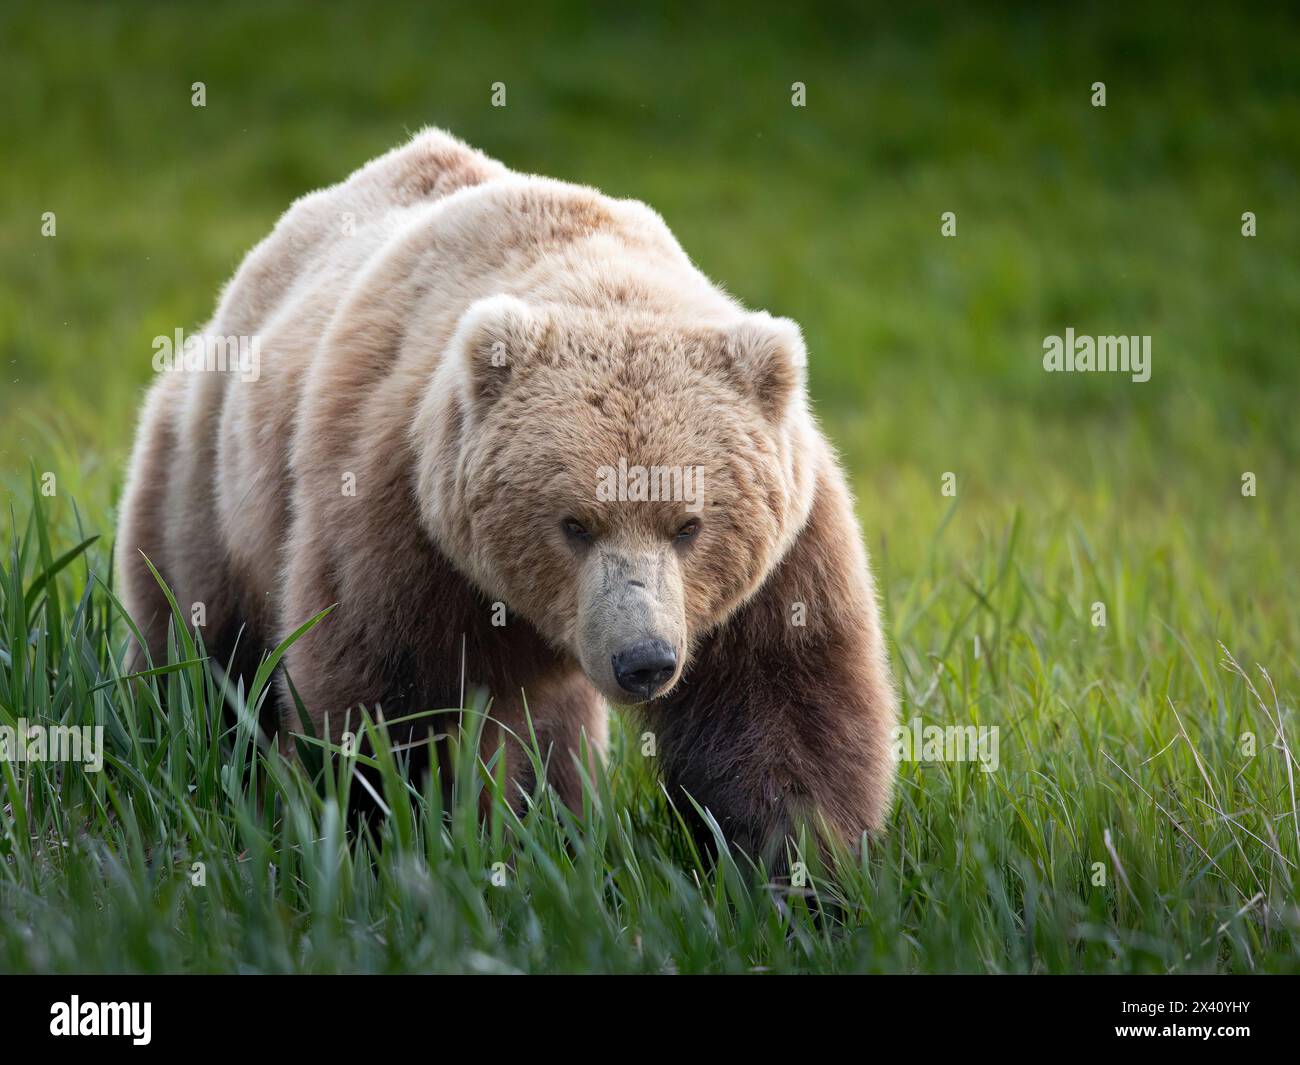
[723,312,807,421]
[449,294,538,409]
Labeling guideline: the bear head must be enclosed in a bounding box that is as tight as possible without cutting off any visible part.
[415,293,819,706]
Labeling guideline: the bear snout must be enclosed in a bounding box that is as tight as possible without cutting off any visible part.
[611,638,677,700]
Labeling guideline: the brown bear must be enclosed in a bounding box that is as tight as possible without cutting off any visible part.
[117,128,897,859]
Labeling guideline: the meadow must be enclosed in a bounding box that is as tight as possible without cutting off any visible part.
[1,1,1298,972]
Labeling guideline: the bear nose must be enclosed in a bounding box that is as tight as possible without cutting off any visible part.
[611,639,677,699]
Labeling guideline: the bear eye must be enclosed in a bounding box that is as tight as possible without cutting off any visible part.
[674,518,701,544]
[562,518,593,544]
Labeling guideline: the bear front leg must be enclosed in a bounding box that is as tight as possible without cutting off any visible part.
[642,468,897,866]
[478,672,608,814]
[275,504,608,816]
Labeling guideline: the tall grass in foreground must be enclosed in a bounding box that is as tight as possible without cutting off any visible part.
[1,486,1297,973]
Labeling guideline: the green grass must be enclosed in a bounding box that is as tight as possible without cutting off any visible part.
[1,0,1298,972]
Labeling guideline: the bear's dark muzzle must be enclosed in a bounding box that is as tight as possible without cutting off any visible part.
[611,639,677,699]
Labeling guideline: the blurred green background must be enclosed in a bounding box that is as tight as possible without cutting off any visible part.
[2,0,1299,973]
[4,2,1297,513]
[4,1,1297,505]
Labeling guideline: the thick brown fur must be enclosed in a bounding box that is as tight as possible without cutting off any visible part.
[117,128,897,853]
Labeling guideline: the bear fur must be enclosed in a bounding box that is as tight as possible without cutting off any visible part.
[117,128,897,858]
